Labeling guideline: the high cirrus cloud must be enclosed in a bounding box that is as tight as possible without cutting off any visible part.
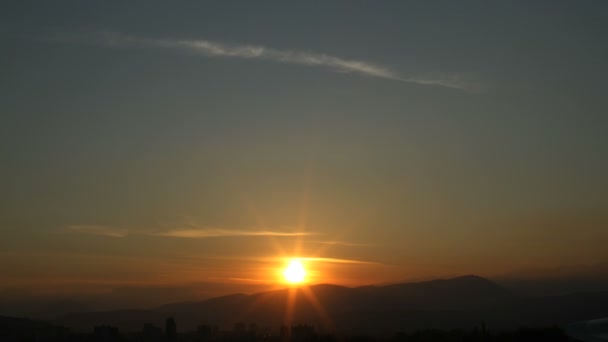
[67,225,129,238]
[54,31,480,92]
[155,229,315,238]
[66,225,314,239]
[300,257,379,265]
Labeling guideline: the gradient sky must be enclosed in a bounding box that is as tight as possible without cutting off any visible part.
[1,1,608,305]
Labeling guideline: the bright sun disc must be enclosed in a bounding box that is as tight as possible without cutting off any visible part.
[283,259,306,284]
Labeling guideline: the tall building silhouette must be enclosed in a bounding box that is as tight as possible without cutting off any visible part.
[165,317,177,341]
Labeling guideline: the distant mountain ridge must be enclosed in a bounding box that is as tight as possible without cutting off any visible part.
[0,315,68,340]
[357,275,513,310]
[49,275,608,334]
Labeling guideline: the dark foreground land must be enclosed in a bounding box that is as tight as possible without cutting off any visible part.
[0,315,578,342]
[3,276,605,341]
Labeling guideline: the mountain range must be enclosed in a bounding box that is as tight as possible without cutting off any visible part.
[45,275,608,334]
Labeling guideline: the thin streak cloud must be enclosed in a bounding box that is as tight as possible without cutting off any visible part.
[301,257,379,265]
[65,225,313,239]
[66,225,128,238]
[307,240,375,247]
[156,229,315,238]
[54,31,479,91]
[201,255,381,266]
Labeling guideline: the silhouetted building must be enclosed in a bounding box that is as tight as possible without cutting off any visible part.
[291,324,315,342]
[249,323,258,337]
[144,323,163,341]
[234,322,247,336]
[280,325,290,342]
[165,317,177,341]
[94,325,119,342]
[197,324,219,341]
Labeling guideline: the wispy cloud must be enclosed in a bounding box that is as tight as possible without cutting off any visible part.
[306,240,375,247]
[156,229,315,239]
[301,257,379,265]
[66,225,128,238]
[65,224,313,239]
[53,31,479,92]
[202,255,381,266]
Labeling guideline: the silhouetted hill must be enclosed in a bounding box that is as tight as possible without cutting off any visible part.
[358,275,513,310]
[51,275,608,334]
[486,290,608,329]
[0,315,68,340]
[0,297,96,319]
[158,293,250,314]
[53,309,166,333]
[155,284,362,332]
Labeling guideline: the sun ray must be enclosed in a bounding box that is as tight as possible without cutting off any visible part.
[300,285,335,333]
[234,285,284,323]
[284,286,298,331]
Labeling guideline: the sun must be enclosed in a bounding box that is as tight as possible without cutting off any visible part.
[283,259,307,284]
